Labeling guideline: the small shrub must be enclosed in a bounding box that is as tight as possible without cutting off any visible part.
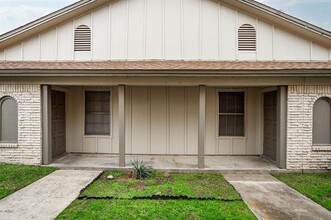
[130,160,152,179]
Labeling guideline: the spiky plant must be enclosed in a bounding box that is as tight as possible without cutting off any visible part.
[130,160,152,179]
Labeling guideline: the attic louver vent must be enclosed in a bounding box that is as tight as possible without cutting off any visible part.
[74,25,91,52]
[238,24,256,52]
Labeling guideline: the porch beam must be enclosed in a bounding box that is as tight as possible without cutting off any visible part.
[42,85,52,165]
[118,85,126,167]
[198,85,206,169]
[276,86,287,169]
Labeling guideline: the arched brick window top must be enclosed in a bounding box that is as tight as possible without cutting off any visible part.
[0,96,18,143]
[74,25,91,52]
[238,24,256,52]
[313,97,331,145]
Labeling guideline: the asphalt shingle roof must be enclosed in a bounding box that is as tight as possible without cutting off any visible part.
[0,61,330,71]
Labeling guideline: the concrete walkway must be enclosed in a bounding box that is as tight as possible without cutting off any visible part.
[223,173,331,220]
[0,170,101,220]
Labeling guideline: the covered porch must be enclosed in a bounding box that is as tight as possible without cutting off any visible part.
[41,82,287,170]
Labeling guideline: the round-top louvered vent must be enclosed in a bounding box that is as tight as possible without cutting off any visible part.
[238,24,256,52]
[74,25,91,52]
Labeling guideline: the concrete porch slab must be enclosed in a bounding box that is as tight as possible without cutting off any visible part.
[49,154,279,172]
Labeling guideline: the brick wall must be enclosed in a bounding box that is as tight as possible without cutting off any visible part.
[0,85,41,165]
[287,86,331,170]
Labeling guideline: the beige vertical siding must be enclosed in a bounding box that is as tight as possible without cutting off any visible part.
[66,86,261,155]
[150,87,167,154]
[205,87,261,155]
[67,87,116,154]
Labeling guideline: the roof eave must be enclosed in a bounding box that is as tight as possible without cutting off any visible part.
[0,0,111,50]
[220,0,331,47]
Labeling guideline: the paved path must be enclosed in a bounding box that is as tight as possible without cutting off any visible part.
[0,169,101,220]
[223,173,331,220]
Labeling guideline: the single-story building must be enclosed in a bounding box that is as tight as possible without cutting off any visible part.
[0,0,330,170]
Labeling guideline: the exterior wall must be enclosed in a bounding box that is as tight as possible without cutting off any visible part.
[287,86,331,169]
[0,85,41,165]
[206,87,261,155]
[1,0,330,62]
[126,86,199,155]
[66,86,117,154]
[66,86,261,155]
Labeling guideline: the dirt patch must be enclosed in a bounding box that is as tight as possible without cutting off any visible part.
[129,181,146,190]
[116,172,135,181]
[156,178,162,185]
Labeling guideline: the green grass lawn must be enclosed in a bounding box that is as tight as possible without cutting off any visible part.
[57,200,255,220]
[57,171,256,220]
[273,173,331,211]
[81,171,241,200]
[0,164,56,199]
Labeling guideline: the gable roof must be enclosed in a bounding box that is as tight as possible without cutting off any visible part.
[0,0,330,50]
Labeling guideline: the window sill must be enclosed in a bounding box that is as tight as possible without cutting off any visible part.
[0,143,18,148]
[312,145,331,152]
[217,136,247,139]
[83,135,112,138]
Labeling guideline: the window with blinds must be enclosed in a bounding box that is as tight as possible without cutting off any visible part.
[219,92,245,137]
[85,91,110,135]
[238,24,256,52]
[74,25,91,52]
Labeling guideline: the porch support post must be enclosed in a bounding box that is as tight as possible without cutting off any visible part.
[276,86,287,169]
[198,85,206,169]
[42,85,52,165]
[118,85,126,167]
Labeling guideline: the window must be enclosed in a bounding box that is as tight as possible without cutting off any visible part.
[85,91,110,135]
[74,25,91,51]
[0,97,18,142]
[313,98,331,145]
[238,24,256,52]
[219,92,245,136]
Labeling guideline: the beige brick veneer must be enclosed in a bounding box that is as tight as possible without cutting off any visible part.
[0,85,41,165]
[287,86,331,170]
